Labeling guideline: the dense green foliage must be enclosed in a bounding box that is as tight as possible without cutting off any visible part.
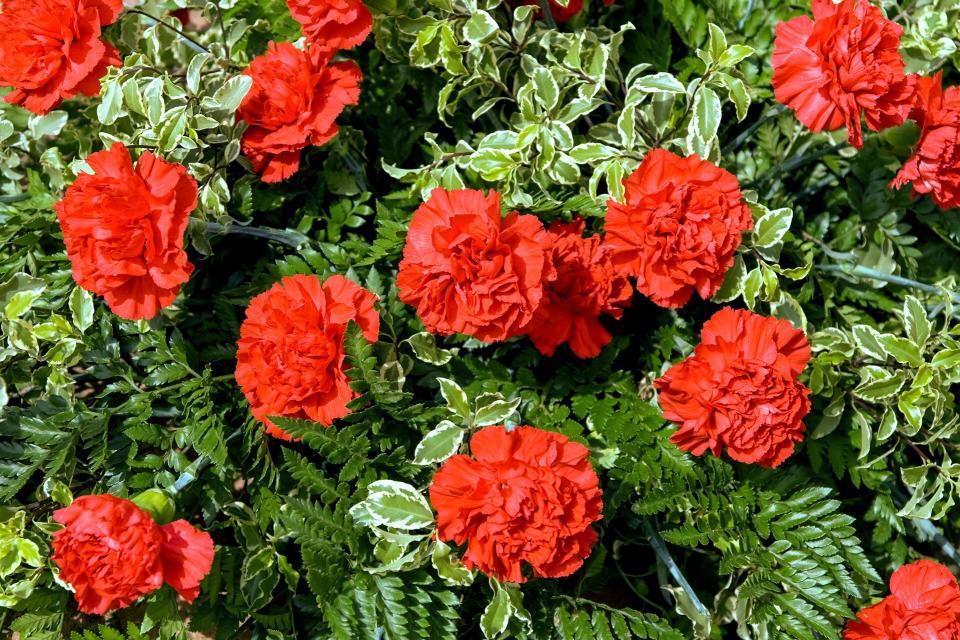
[2,0,960,638]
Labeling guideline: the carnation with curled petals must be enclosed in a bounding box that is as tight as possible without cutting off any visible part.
[527,217,631,358]
[237,42,361,183]
[655,308,812,468]
[603,148,753,309]
[890,73,960,211]
[235,274,380,440]
[0,0,123,115]
[54,143,198,321]
[772,0,916,149]
[286,0,372,52]
[397,188,551,343]
[52,495,214,615]
[845,560,960,639]
[429,426,603,583]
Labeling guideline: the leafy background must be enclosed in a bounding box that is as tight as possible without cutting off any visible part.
[2,0,960,638]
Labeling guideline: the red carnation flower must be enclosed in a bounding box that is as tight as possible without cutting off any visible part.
[236,42,361,183]
[0,0,123,115]
[286,0,372,52]
[235,274,380,440]
[513,0,614,22]
[772,0,915,149]
[429,426,603,583]
[845,560,960,639]
[654,308,811,468]
[397,188,551,343]
[52,495,214,615]
[603,149,753,309]
[54,143,198,321]
[527,217,631,358]
[890,73,960,210]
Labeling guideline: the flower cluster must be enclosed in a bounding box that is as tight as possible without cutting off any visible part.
[891,73,960,210]
[773,0,960,210]
[286,0,372,53]
[235,274,380,439]
[429,425,603,583]
[772,0,914,149]
[54,143,198,321]
[655,308,812,468]
[845,560,960,639]
[52,494,214,615]
[396,188,633,357]
[604,148,754,308]
[0,0,123,115]
[237,0,370,183]
[236,42,362,183]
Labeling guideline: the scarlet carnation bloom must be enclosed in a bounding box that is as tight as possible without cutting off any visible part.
[0,0,123,115]
[845,560,960,639]
[235,274,380,440]
[286,0,372,52]
[772,0,915,149]
[236,42,361,183]
[890,73,960,210]
[52,495,214,615]
[514,0,614,22]
[604,149,753,309]
[527,217,631,358]
[397,188,550,343]
[54,143,198,321]
[655,308,811,468]
[429,426,603,583]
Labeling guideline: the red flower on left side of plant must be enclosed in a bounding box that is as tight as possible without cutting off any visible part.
[772,0,915,149]
[526,217,631,358]
[54,143,198,321]
[890,73,960,211]
[844,559,960,639]
[52,495,214,615]
[236,41,362,183]
[429,425,603,583]
[235,274,380,440]
[286,0,372,53]
[0,0,124,115]
[655,307,812,468]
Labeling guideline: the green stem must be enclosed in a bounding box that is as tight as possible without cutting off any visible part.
[129,9,210,55]
[169,431,243,495]
[643,519,709,617]
[723,105,786,154]
[203,222,310,249]
[538,0,557,29]
[815,264,960,305]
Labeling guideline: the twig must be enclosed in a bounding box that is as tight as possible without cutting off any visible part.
[215,5,231,62]
[129,9,211,55]
[815,264,960,306]
[723,105,787,154]
[644,519,709,617]
[890,484,960,566]
[538,0,557,29]
[203,222,310,249]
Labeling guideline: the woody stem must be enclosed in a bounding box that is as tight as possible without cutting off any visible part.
[644,519,709,617]
[815,264,960,306]
[203,222,310,249]
[128,9,211,56]
[538,0,557,29]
